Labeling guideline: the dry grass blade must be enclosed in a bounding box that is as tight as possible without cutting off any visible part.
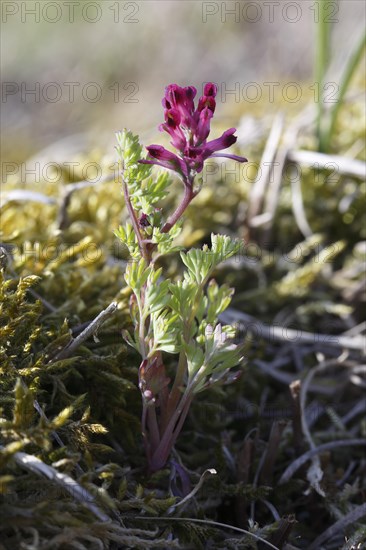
[167,468,217,513]
[308,502,366,550]
[1,446,110,522]
[247,113,284,228]
[57,173,116,229]
[221,307,365,351]
[278,439,366,484]
[254,359,337,395]
[0,190,57,207]
[261,106,314,242]
[289,163,313,238]
[299,358,356,496]
[236,437,254,527]
[138,516,281,550]
[287,150,366,179]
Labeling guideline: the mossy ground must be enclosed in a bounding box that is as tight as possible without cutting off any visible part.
[0,92,365,549]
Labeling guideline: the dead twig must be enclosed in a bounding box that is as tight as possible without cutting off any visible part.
[50,301,118,362]
[264,515,297,550]
[289,380,304,454]
[259,420,287,485]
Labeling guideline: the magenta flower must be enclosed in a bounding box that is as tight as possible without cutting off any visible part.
[140,83,247,186]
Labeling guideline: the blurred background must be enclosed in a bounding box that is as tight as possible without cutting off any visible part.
[1,5,366,548]
[2,0,365,165]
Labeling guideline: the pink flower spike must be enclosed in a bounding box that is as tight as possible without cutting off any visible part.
[140,145,189,179]
[195,107,214,145]
[203,82,218,97]
[204,128,237,154]
[140,83,247,186]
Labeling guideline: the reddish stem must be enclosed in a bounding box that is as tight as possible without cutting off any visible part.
[149,390,193,472]
[132,170,199,471]
[161,184,195,234]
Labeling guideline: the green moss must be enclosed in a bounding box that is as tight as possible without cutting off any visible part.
[0,94,365,548]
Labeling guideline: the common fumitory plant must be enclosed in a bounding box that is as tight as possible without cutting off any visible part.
[115,83,247,473]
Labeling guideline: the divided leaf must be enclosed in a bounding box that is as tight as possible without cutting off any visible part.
[181,233,240,285]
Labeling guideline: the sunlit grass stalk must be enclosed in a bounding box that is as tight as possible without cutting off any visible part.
[314,0,332,152]
[322,30,366,152]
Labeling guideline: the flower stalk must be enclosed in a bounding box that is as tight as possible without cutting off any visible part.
[115,83,247,473]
